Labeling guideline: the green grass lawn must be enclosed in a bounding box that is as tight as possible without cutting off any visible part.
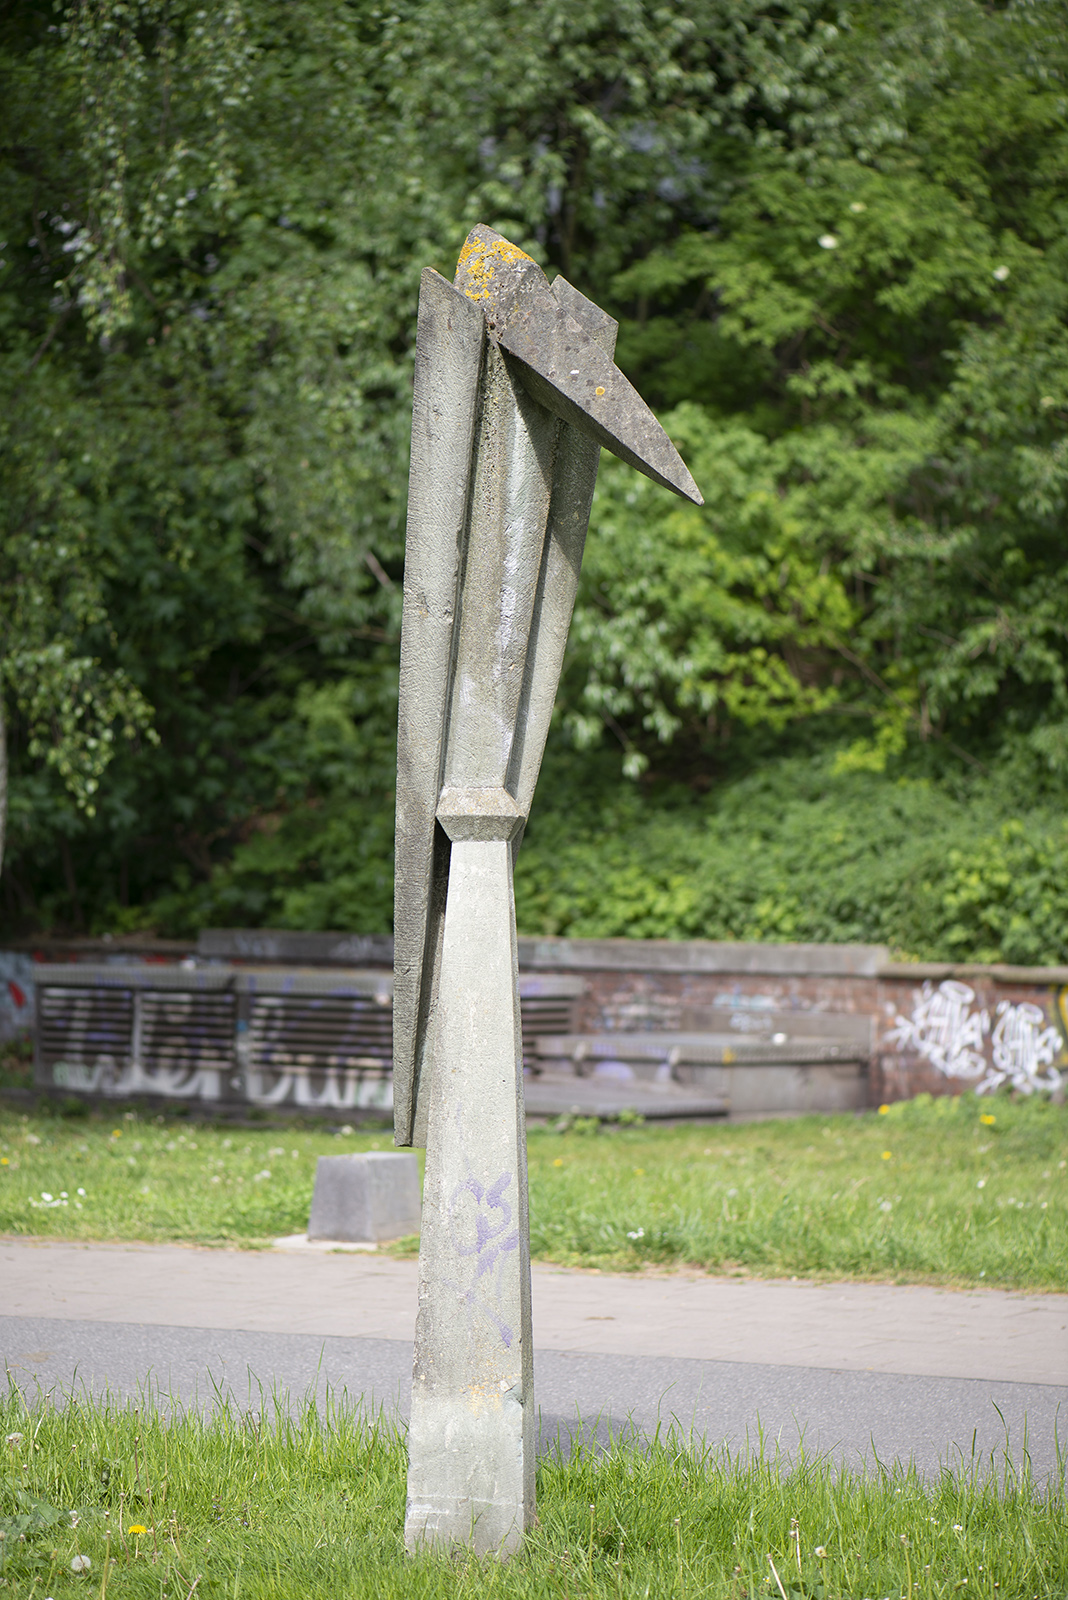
[2,1389,1064,1599]
[1,1093,1066,1290]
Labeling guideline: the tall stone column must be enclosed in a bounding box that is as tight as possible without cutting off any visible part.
[404,794,533,1557]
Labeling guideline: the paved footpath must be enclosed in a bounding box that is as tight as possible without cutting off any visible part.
[3,1239,1066,1479]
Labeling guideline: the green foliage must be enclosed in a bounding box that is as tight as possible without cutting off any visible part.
[2,0,1068,953]
[2,1390,1064,1599]
[3,1097,1066,1290]
[527,1092,1068,1288]
[514,755,1068,964]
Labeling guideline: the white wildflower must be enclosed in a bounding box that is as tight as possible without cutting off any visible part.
[992,265,1010,281]
[818,233,839,249]
[626,1227,645,1241]
[849,201,867,213]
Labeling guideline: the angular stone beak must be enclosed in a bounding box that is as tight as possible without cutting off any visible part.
[455,226,703,506]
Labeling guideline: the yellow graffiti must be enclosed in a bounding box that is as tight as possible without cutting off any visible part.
[456,234,533,301]
[1056,986,1068,1061]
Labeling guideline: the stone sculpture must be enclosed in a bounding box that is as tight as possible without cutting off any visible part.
[394,225,702,1556]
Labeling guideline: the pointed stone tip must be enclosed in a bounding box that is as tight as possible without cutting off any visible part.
[454,226,705,505]
[455,226,539,304]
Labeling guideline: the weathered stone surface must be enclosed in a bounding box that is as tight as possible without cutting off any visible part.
[392,268,486,1151]
[404,839,533,1556]
[307,1152,421,1244]
[441,341,556,797]
[398,224,703,1558]
[507,277,618,845]
[454,226,702,505]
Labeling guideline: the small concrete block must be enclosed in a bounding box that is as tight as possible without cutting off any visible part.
[307,1152,421,1244]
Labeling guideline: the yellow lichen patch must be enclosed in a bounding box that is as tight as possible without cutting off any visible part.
[456,233,534,301]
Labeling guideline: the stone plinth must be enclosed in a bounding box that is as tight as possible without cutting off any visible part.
[307,1152,421,1244]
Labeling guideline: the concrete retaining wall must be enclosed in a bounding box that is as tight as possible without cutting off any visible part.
[10,931,1067,1107]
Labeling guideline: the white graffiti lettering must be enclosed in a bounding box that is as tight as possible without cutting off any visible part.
[887,980,989,1079]
[986,1001,1063,1096]
[889,980,1064,1094]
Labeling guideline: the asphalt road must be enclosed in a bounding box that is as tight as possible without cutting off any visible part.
[3,1239,1066,1481]
[3,1314,1066,1481]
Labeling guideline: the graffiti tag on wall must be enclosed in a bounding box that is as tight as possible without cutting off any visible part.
[888,979,1063,1094]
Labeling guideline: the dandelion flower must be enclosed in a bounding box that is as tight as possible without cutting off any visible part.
[980,1113,996,1125]
[818,233,839,249]
[634,1168,645,1177]
[881,1151,892,1161]
[111,1129,122,1139]
[5,1433,24,1446]
[1,1157,8,1165]
[814,1546,827,1558]
[127,1524,147,1536]
[878,1104,890,1115]
[71,1554,91,1572]
[553,1157,564,1168]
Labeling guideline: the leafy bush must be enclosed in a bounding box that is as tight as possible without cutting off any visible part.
[515,758,1068,964]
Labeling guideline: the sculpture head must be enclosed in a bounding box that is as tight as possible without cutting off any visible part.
[454,226,703,505]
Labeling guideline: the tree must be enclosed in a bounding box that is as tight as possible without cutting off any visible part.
[2,0,1067,957]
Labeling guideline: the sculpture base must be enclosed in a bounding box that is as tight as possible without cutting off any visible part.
[404,839,534,1557]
